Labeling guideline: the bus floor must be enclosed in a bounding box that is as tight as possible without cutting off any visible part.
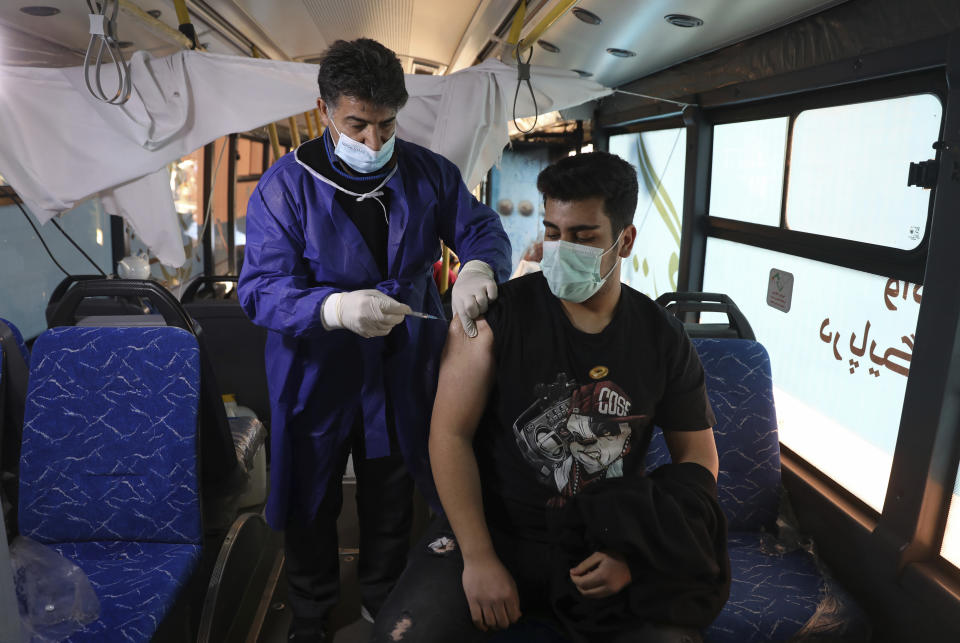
[257,464,429,643]
[257,552,373,643]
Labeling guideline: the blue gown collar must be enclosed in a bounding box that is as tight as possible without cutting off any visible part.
[293,141,414,283]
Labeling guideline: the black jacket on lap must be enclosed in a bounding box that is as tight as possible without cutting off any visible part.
[548,462,730,640]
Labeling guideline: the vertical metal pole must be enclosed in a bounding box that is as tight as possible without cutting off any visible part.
[440,245,451,294]
[592,107,609,153]
[305,111,317,139]
[110,214,126,274]
[250,45,283,163]
[287,116,302,148]
[678,106,712,294]
[266,123,282,165]
[227,133,238,275]
[202,141,214,277]
[575,119,584,154]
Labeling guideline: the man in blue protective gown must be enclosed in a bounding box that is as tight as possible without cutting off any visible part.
[237,38,511,642]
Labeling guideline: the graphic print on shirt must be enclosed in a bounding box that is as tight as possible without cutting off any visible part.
[513,373,646,499]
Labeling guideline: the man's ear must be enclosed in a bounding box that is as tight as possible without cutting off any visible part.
[317,98,331,128]
[619,224,637,257]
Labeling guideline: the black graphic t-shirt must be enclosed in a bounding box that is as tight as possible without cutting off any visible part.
[478,272,716,533]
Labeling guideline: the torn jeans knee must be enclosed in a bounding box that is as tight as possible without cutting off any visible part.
[389,610,413,640]
[427,534,457,556]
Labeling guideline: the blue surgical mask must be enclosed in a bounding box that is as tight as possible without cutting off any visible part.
[330,118,396,174]
[540,231,623,303]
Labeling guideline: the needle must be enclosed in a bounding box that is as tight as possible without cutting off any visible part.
[406,310,443,320]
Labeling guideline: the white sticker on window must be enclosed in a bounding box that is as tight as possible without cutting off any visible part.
[767,269,794,312]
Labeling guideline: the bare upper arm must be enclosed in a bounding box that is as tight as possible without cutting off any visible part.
[664,428,719,480]
[430,315,496,443]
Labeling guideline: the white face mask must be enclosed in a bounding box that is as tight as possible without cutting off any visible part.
[540,231,623,303]
[329,117,396,174]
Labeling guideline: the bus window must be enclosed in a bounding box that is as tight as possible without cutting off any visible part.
[0,196,112,338]
[235,137,268,273]
[128,147,206,290]
[609,127,686,298]
[787,94,942,249]
[703,240,920,510]
[710,117,789,226]
[487,146,551,271]
[695,90,943,511]
[208,137,233,275]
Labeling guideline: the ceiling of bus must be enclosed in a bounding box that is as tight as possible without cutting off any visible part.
[0,0,847,88]
[514,0,848,88]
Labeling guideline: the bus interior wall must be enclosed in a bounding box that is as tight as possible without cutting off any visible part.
[593,0,960,639]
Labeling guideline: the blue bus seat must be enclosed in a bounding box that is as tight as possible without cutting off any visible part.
[644,338,867,642]
[48,278,267,516]
[17,326,203,642]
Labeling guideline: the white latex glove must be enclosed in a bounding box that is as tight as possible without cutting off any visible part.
[451,260,498,338]
[321,290,411,338]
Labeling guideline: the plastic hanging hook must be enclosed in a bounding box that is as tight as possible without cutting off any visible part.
[513,46,539,134]
[517,59,531,82]
[88,13,106,36]
[83,0,131,105]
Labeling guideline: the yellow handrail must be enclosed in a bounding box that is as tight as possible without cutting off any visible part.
[172,0,190,25]
[517,0,579,55]
[506,0,526,46]
[171,0,199,49]
[117,0,192,49]
[266,123,282,163]
[288,116,302,148]
[304,111,317,139]
[251,45,283,162]
[439,245,451,294]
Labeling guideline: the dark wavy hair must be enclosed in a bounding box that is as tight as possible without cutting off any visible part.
[536,152,639,234]
[316,38,408,110]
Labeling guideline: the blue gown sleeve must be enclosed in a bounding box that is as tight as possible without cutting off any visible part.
[435,157,512,283]
[238,181,339,338]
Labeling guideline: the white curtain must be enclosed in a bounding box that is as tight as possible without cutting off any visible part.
[0,51,609,266]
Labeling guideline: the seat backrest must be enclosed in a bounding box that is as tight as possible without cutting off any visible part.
[48,277,241,488]
[45,275,148,326]
[18,326,202,545]
[644,338,781,532]
[183,300,270,429]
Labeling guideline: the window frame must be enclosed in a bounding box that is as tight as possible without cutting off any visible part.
[704,70,947,285]
[702,69,960,580]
